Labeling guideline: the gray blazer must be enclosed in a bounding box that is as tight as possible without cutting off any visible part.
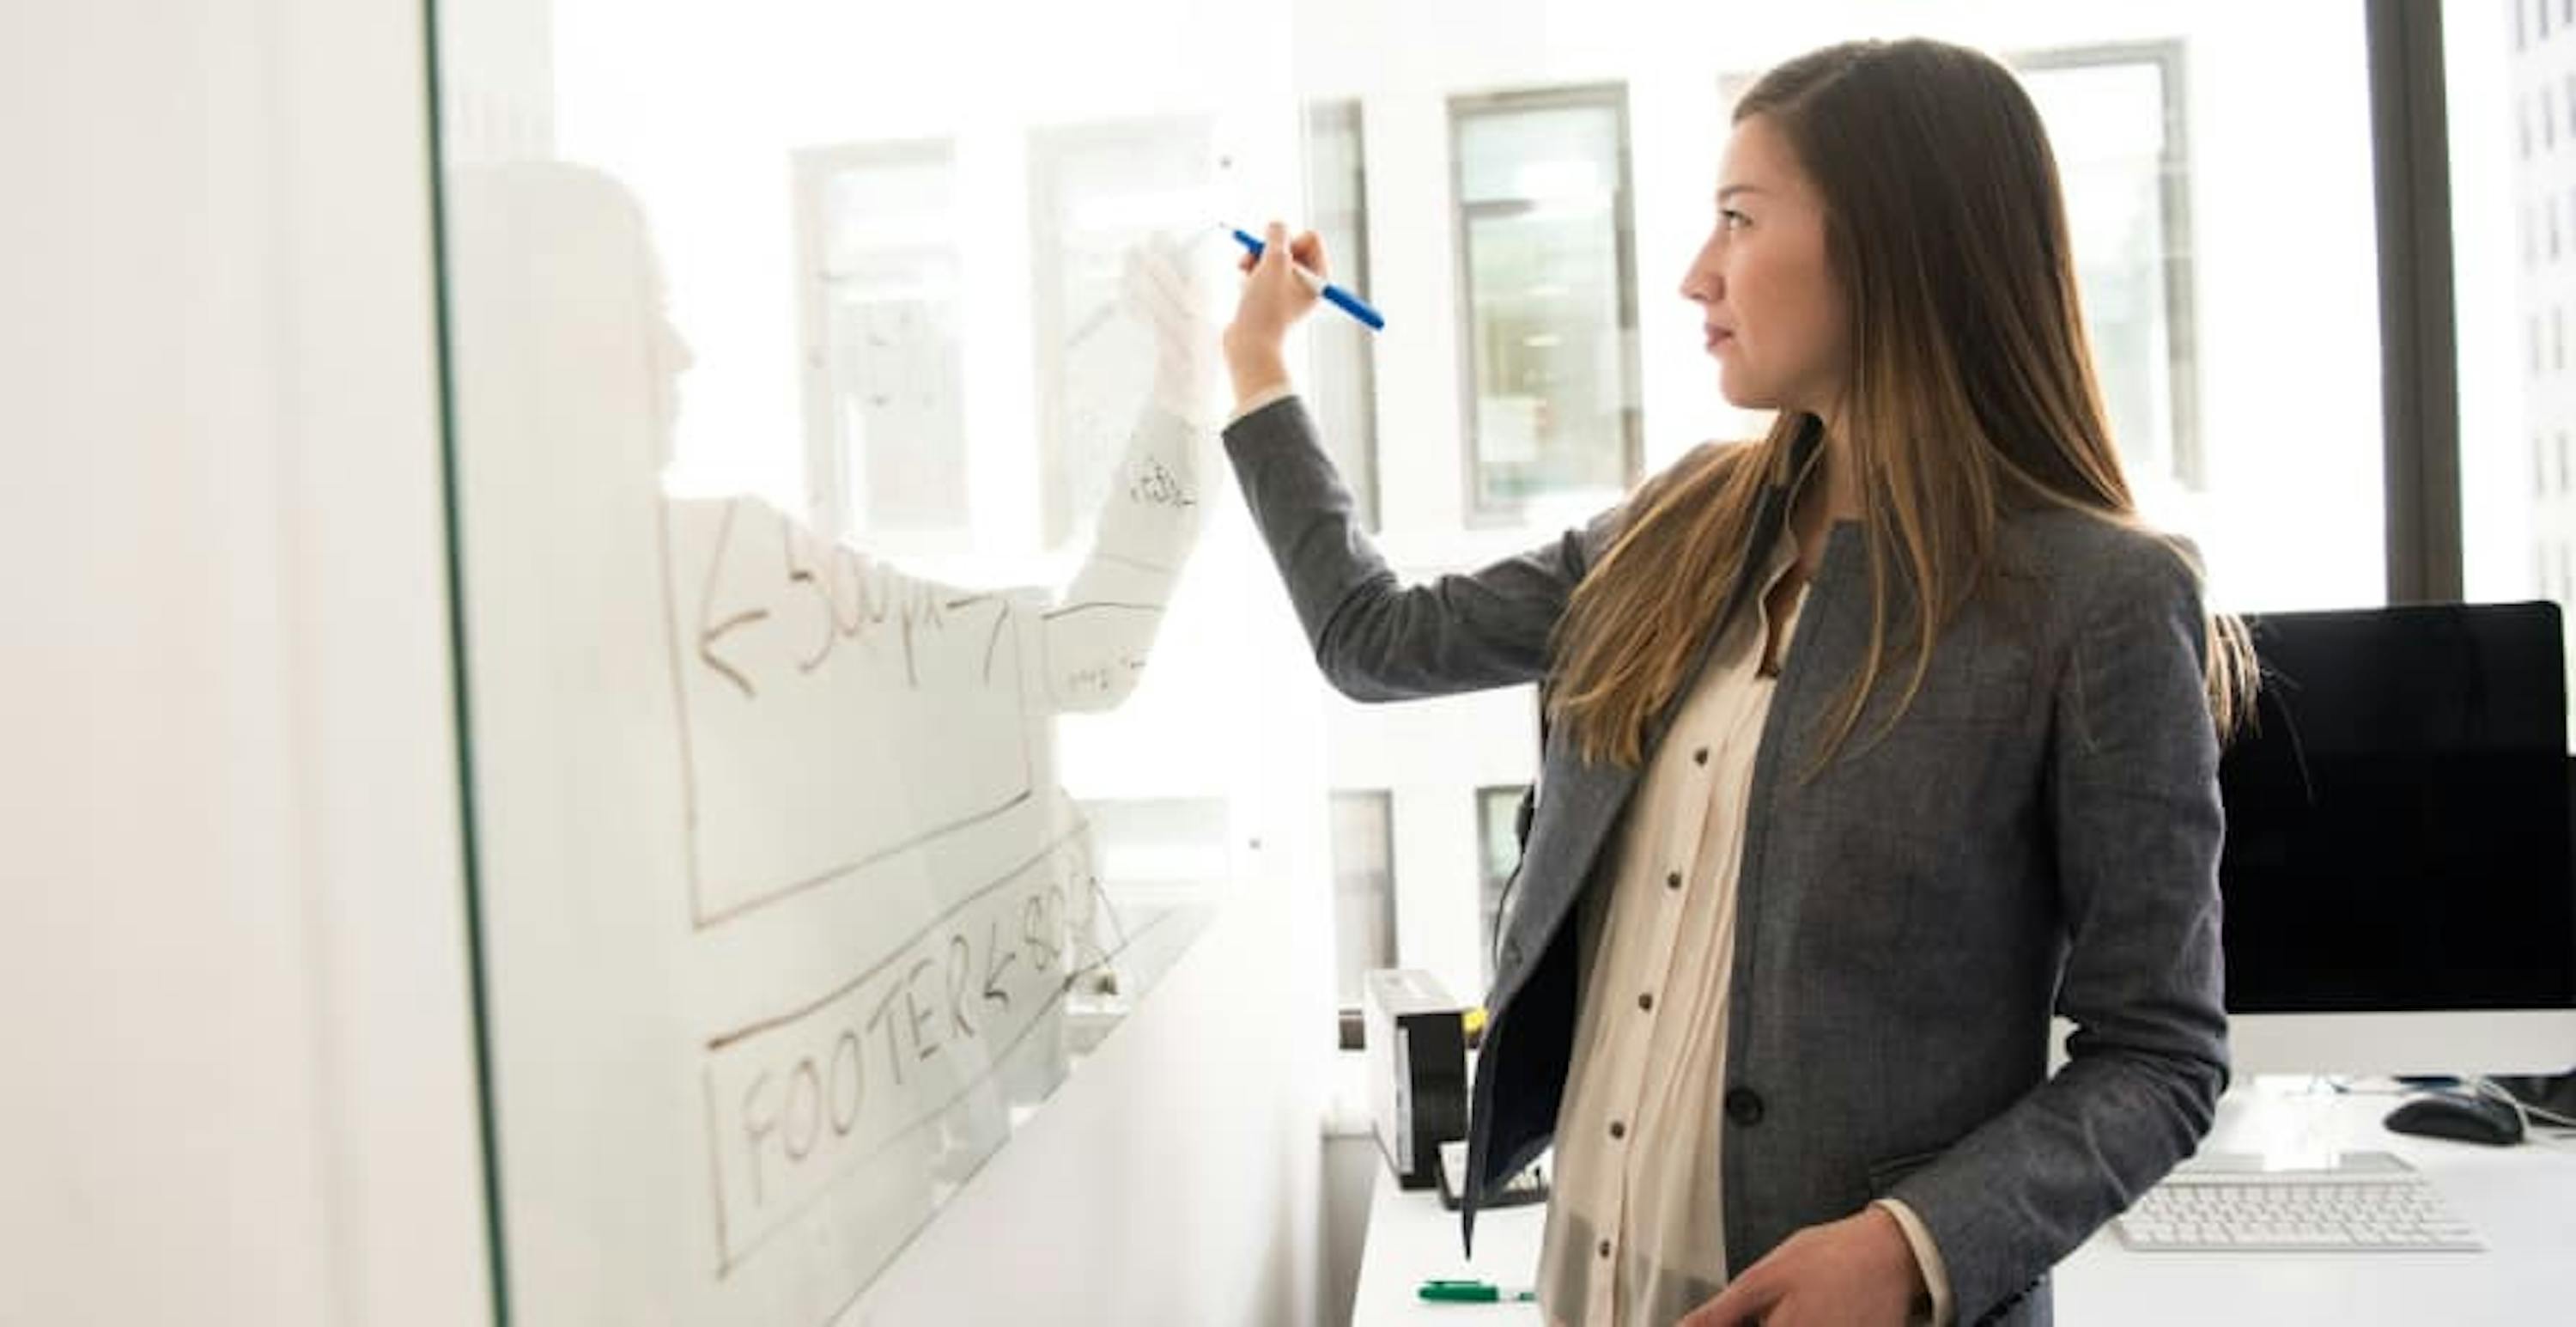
[1223,399,2229,1327]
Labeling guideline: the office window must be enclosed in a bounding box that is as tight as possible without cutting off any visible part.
[2538,435,2550,498]
[1473,784,1529,989]
[1328,791,1398,1011]
[2018,44,2203,489]
[1451,86,1643,523]
[1027,117,1217,550]
[1305,100,1382,530]
[794,141,969,545]
[2549,84,2560,150]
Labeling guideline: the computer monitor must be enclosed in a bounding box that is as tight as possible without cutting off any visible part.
[2219,601,2576,1076]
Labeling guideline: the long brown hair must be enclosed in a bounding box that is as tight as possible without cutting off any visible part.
[1550,38,2254,769]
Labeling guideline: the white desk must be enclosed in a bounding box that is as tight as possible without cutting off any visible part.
[1352,1086,2576,1325]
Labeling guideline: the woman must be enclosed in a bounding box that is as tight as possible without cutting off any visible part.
[1219,37,2252,1327]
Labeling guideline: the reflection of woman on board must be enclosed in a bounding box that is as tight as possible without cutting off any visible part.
[440,161,1224,1312]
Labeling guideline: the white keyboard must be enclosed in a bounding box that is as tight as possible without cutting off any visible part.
[2116,1151,2483,1251]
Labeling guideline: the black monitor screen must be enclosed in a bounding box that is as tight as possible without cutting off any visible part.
[2219,602,2576,1013]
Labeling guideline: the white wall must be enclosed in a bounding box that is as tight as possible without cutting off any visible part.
[1,1,489,1324]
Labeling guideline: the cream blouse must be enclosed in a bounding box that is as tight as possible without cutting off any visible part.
[1531,524,1953,1327]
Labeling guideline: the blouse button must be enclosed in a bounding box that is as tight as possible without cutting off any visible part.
[1693,746,1710,765]
[1608,1120,1626,1140]
[1637,992,1655,1012]
[1665,870,1682,890]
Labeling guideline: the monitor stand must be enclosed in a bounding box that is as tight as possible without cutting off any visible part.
[2198,1074,2389,1174]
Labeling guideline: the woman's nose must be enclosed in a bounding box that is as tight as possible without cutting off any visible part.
[1679,244,1722,303]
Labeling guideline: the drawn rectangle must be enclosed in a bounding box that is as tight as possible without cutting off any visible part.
[699,831,1099,1272]
[661,496,1040,928]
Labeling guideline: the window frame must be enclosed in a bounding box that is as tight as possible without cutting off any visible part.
[1303,98,1384,531]
[2009,40,2207,492]
[1447,82,1647,527]
[2372,0,2464,602]
[1327,788,1400,1047]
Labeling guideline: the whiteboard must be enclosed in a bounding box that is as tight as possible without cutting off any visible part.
[433,3,1289,1317]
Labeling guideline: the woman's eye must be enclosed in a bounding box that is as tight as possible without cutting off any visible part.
[1721,208,1751,232]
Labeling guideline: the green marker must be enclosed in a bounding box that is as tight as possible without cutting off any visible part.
[1418,1279,1537,1303]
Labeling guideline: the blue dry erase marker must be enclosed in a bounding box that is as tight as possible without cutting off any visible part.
[1229,226,1387,331]
[1418,1279,1536,1303]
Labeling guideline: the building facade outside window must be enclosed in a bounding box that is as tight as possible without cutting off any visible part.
[2464,0,2576,736]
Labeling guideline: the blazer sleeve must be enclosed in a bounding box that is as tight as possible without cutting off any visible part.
[1222,394,1619,702]
[1883,540,2231,1324]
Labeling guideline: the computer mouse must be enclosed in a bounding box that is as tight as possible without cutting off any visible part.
[2383,1089,2526,1146]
